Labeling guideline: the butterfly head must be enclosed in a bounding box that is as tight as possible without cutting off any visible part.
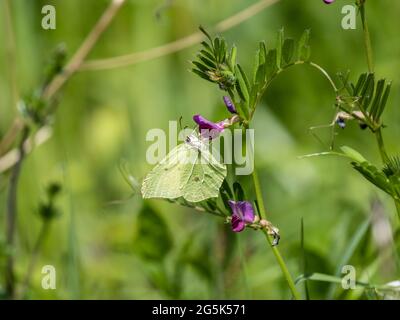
[185,134,208,150]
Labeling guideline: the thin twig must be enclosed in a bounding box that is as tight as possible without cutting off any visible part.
[0,126,52,173]
[0,0,126,156]
[5,126,30,299]
[0,118,24,157]
[80,0,280,71]
[43,0,127,99]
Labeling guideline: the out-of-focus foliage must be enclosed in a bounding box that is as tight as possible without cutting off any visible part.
[0,0,400,299]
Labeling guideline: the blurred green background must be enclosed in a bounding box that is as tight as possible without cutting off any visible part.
[0,0,400,299]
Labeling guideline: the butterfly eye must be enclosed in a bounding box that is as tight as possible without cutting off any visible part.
[185,136,191,143]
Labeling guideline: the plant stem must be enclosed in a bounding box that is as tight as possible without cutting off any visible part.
[251,168,267,219]
[5,125,30,299]
[244,123,301,299]
[252,166,301,299]
[18,221,50,299]
[359,3,374,73]
[262,229,301,300]
[375,128,389,163]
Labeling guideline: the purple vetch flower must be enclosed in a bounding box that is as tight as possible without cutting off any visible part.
[193,114,240,140]
[193,114,225,132]
[228,200,255,232]
[193,114,225,139]
[223,96,237,114]
[323,0,335,4]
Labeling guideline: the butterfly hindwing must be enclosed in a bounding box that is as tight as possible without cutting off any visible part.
[181,148,227,202]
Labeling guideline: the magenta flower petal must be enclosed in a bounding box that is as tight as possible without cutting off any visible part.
[237,201,255,223]
[193,115,225,131]
[228,200,255,232]
[323,0,334,4]
[223,96,237,114]
[231,214,246,232]
[193,114,226,140]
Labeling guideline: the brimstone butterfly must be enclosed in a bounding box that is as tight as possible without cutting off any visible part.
[141,132,227,203]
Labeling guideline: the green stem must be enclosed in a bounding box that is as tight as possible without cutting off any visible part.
[251,168,267,219]
[243,123,300,299]
[375,128,389,163]
[359,3,374,73]
[262,229,301,300]
[251,162,301,299]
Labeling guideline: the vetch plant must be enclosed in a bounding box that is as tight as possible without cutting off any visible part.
[140,25,324,299]
[140,0,400,299]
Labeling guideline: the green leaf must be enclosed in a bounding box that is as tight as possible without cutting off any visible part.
[359,73,375,111]
[200,49,215,62]
[199,26,213,43]
[221,179,233,199]
[233,181,245,201]
[213,37,221,59]
[133,204,173,261]
[253,42,267,85]
[192,61,209,73]
[199,55,216,69]
[259,41,267,65]
[228,45,237,71]
[297,29,311,61]
[276,28,284,69]
[200,40,213,53]
[252,50,260,85]
[220,189,231,212]
[340,146,393,196]
[370,79,385,120]
[219,38,227,64]
[352,162,393,196]
[191,68,213,82]
[340,146,367,163]
[282,38,295,65]
[376,81,391,119]
[235,64,250,107]
[265,49,278,79]
[353,73,368,96]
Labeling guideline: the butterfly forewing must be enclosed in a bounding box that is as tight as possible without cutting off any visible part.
[141,135,227,203]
